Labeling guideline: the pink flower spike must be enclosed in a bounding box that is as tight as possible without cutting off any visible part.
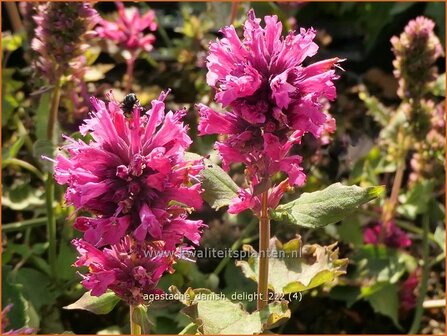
[53,91,204,247]
[198,8,342,200]
[96,2,157,54]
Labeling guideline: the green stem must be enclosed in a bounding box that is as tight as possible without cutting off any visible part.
[130,305,142,335]
[228,1,239,25]
[2,217,48,232]
[213,219,257,276]
[46,76,61,280]
[380,158,405,243]
[257,190,270,310]
[45,176,57,279]
[157,20,173,48]
[3,158,45,181]
[47,76,61,142]
[409,214,430,334]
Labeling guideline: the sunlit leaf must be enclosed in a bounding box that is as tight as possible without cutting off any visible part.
[432,73,445,97]
[353,245,416,283]
[2,182,45,210]
[84,64,115,82]
[64,291,120,315]
[170,286,290,334]
[270,183,384,229]
[237,237,348,294]
[2,32,24,52]
[185,152,239,210]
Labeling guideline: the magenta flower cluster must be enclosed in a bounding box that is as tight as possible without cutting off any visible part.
[198,9,341,213]
[53,91,204,304]
[363,221,411,249]
[399,270,419,315]
[96,2,157,54]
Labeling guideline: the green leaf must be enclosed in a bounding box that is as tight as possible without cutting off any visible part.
[15,268,57,310]
[56,241,77,281]
[328,285,361,307]
[432,73,446,97]
[84,45,102,65]
[2,182,45,210]
[2,266,27,329]
[353,245,415,283]
[84,64,115,82]
[3,136,25,161]
[434,226,446,253]
[2,33,24,52]
[337,215,364,247]
[185,152,239,210]
[364,283,401,329]
[33,139,55,172]
[179,322,198,335]
[170,287,290,334]
[97,326,121,335]
[64,291,120,315]
[359,91,392,127]
[271,183,384,229]
[131,305,152,334]
[236,237,348,294]
[221,262,257,311]
[35,92,52,141]
[398,180,434,219]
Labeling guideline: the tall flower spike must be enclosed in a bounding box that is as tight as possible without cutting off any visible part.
[96,2,157,53]
[198,9,341,213]
[31,2,98,84]
[391,16,443,100]
[53,91,204,247]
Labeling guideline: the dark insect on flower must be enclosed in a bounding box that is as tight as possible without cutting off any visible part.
[121,93,140,114]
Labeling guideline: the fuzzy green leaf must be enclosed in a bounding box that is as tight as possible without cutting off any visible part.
[64,291,120,315]
[170,287,290,334]
[359,91,392,126]
[270,183,384,229]
[185,152,239,210]
[237,237,348,294]
[364,283,402,329]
